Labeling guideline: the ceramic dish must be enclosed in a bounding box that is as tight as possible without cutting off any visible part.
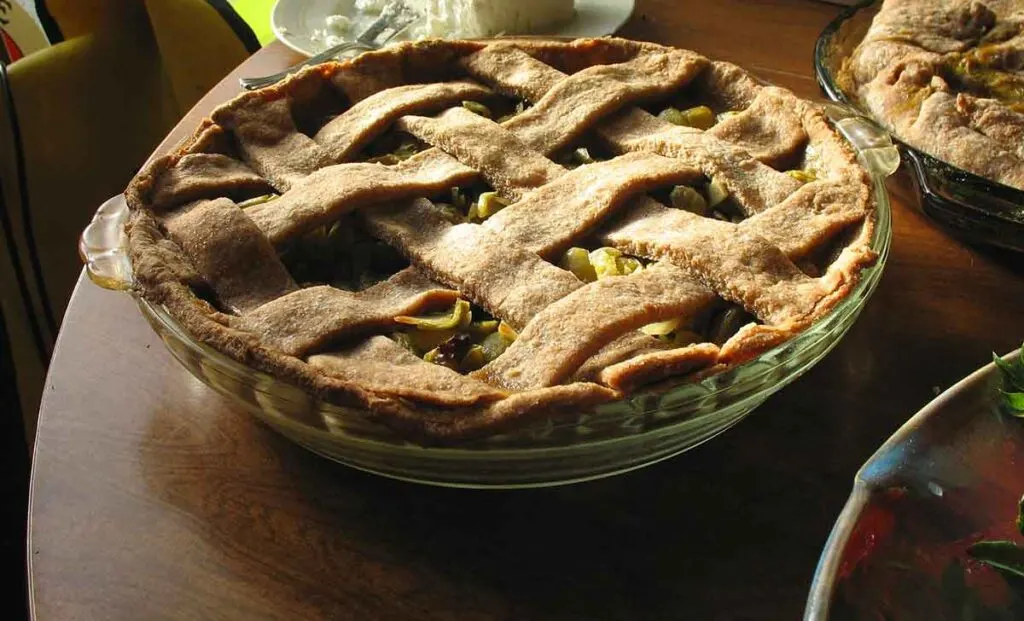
[805,349,1024,620]
[80,100,896,489]
[814,0,1024,253]
[271,0,636,56]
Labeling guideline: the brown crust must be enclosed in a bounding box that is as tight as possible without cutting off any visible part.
[125,37,878,443]
[844,0,1024,190]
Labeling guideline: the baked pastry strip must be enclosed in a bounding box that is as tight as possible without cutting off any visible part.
[481,152,703,257]
[596,342,723,391]
[349,379,618,441]
[249,153,479,243]
[233,268,461,357]
[211,97,324,191]
[307,336,506,406]
[163,198,297,313]
[618,181,871,263]
[705,85,808,167]
[496,47,707,155]
[601,113,802,214]
[397,107,565,199]
[313,80,493,165]
[601,203,840,326]
[471,262,718,391]
[148,153,272,212]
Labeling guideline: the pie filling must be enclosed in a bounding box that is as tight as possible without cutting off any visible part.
[125,38,877,439]
[942,47,1024,112]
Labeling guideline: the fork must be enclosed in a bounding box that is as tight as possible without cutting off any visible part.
[240,0,422,91]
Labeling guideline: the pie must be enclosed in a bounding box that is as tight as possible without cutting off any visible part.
[841,0,1024,190]
[125,37,878,442]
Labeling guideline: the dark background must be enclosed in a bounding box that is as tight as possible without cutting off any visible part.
[2,310,30,621]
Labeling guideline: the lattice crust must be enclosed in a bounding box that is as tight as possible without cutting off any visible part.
[125,38,877,441]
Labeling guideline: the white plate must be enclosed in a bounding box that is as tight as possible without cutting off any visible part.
[271,0,636,57]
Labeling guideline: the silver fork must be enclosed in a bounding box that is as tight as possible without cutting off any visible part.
[240,1,421,91]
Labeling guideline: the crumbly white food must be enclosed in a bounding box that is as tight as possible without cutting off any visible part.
[325,14,352,31]
[311,13,352,49]
[405,0,576,38]
[322,0,574,48]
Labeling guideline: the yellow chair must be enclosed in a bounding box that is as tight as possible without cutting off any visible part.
[0,0,259,444]
[144,0,259,111]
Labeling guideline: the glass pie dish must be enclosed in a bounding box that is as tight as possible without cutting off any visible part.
[814,0,1024,253]
[80,105,897,489]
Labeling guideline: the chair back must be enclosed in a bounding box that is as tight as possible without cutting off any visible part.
[0,0,259,443]
[0,60,50,443]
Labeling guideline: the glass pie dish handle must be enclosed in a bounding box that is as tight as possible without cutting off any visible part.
[79,194,133,291]
[821,102,900,179]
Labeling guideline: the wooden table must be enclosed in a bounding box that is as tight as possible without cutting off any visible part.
[28,1,1024,619]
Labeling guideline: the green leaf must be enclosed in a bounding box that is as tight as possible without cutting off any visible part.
[968,540,1024,579]
[1003,392,1024,415]
[994,352,1024,392]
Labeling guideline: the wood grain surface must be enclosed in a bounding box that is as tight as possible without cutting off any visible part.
[28,1,1024,619]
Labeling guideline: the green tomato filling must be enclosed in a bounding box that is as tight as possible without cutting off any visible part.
[393,299,519,373]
